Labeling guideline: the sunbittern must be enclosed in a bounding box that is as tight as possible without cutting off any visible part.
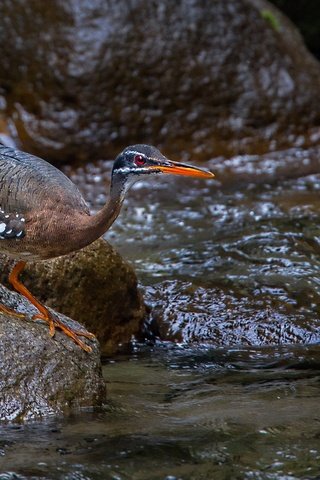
[0,144,214,352]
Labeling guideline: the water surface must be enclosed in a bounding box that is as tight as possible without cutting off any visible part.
[1,345,320,479]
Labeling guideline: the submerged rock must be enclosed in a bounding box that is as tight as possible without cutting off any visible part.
[0,0,319,162]
[0,284,106,422]
[0,239,146,357]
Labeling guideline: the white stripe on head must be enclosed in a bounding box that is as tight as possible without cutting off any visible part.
[124,150,142,156]
[113,166,161,175]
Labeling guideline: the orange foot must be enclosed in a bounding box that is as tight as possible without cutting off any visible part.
[8,260,95,353]
[33,311,95,353]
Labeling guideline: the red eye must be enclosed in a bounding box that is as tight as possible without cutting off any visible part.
[134,154,146,166]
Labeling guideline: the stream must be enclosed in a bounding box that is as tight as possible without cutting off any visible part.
[0,147,320,479]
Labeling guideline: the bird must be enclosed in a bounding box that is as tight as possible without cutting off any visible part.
[0,143,214,352]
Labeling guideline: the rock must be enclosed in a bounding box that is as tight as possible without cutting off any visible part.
[0,239,146,357]
[208,144,320,188]
[0,0,320,162]
[146,281,320,346]
[0,284,106,422]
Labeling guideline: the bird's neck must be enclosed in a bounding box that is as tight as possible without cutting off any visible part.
[76,180,125,248]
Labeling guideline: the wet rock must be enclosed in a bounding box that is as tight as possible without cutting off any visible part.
[0,239,146,357]
[0,0,320,162]
[146,281,320,346]
[208,144,320,188]
[0,284,106,422]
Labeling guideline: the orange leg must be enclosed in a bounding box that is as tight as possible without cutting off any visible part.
[9,261,95,353]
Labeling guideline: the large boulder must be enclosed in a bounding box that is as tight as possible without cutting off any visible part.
[0,284,106,422]
[0,0,320,162]
[0,239,147,357]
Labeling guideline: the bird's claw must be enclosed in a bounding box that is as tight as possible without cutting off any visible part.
[32,312,56,336]
[72,330,96,340]
[32,311,94,353]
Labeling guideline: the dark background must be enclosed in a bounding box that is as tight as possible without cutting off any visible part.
[271,0,320,58]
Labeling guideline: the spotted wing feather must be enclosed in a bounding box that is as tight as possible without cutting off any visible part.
[0,208,25,240]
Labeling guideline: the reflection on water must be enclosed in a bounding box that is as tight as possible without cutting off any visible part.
[1,345,320,479]
[1,150,320,479]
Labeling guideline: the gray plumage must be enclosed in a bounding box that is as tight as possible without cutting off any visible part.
[0,146,89,214]
[0,146,90,261]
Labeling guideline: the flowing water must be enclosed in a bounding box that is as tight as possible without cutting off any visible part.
[1,147,320,479]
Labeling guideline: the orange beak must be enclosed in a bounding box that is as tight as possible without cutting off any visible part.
[154,160,214,179]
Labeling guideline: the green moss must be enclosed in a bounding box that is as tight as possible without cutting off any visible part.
[260,9,281,31]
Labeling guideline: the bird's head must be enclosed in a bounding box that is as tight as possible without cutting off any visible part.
[112,144,214,196]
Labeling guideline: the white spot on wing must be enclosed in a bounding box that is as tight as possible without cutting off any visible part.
[0,223,6,233]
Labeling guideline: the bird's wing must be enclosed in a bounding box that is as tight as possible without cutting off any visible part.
[0,146,90,217]
[0,209,25,240]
